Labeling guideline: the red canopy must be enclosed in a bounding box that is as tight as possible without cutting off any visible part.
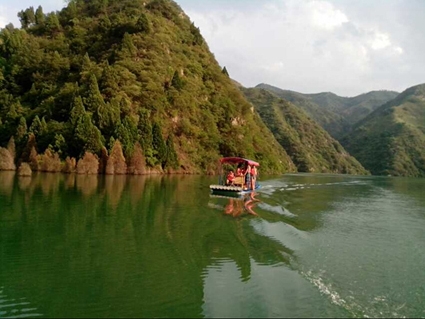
[220,157,260,167]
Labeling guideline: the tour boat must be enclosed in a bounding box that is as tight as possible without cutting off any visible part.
[209,157,260,196]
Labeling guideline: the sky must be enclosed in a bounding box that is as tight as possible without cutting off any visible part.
[1,0,424,97]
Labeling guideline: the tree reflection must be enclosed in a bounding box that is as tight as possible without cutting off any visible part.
[0,174,298,318]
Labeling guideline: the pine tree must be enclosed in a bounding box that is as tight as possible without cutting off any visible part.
[152,122,167,167]
[222,66,229,77]
[16,117,27,141]
[165,134,178,169]
[138,109,153,151]
[35,6,45,25]
[70,95,86,127]
[171,70,184,90]
[29,115,42,136]
[85,74,105,116]
[136,13,150,33]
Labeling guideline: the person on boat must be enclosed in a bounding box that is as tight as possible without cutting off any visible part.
[236,165,243,177]
[250,165,258,190]
[226,170,235,185]
[244,164,251,190]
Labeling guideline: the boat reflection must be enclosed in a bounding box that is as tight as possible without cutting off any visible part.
[210,191,261,217]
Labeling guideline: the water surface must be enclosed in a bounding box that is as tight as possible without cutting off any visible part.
[1,172,424,318]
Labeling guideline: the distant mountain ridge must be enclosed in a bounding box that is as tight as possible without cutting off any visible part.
[341,83,425,176]
[242,87,369,175]
[256,83,399,139]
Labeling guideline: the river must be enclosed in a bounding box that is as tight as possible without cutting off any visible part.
[0,172,424,318]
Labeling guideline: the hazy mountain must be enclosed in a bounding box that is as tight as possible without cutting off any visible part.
[310,90,400,127]
[242,87,369,175]
[341,83,425,177]
[255,83,349,138]
[256,83,398,139]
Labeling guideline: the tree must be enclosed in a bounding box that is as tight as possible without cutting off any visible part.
[105,139,127,175]
[75,113,104,156]
[35,6,45,25]
[136,13,150,33]
[70,95,86,127]
[152,122,166,167]
[97,98,120,137]
[16,116,28,141]
[85,74,105,116]
[119,115,139,155]
[165,133,178,169]
[18,7,35,29]
[29,115,43,136]
[190,22,203,45]
[171,70,184,90]
[138,108,154,165]
[53,133,66,157]
[222,66,229,77]
[45,12,61,34]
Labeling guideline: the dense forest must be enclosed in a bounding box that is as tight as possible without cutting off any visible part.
[0,0,294,175]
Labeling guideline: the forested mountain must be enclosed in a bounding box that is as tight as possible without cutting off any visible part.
[256,83,398,139]
[255,83,349,139]
[310,90,399,127]
[0,0,295,175]
[242,87,369,175]
[340,83,425,177]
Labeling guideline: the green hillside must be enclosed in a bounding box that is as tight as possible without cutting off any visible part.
[242,87,369,175]
[0,0,293,174]
[310,90,399,127]
[256,83,349,138]
[341,84,425,177]
[256,83,398,139]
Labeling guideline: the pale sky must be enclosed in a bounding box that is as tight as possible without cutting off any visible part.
[1,0,424,97]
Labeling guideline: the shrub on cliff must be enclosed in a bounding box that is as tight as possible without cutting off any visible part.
[127,142,146,175]
[0,148,16,170]
[105,140,127,174]
[76,152,99,175]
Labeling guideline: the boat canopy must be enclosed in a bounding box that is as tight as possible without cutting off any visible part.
[220,157,260,167]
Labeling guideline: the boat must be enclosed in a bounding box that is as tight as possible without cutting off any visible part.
[210,157,260,196]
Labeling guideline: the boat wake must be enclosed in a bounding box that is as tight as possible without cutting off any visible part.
[300,271,408,318]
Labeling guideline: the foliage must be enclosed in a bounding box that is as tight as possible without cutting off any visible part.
[105,140,127,174]
[0,0,294,174]
[76,152,99,174]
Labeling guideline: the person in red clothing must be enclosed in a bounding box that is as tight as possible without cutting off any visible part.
[250,165,258,190]
[236,166,243,177]
[226,170,235,185]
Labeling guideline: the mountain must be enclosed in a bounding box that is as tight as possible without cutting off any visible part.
[310,90,399,127]
[255,84,349,139]
[340,83,425,177]
[256,83,398,139]
[0,0,294,174]
[241,87,369,175]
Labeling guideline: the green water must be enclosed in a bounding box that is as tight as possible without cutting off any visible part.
[1,172,425,318]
